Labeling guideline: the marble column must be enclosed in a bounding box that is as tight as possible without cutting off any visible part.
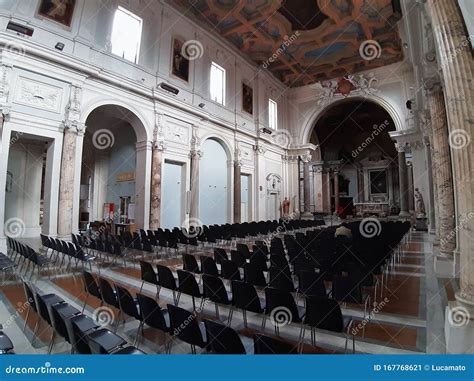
[333,169,340,214]
[189,149,202,222]
[407,161,415,214]
[425,81,456,256]
[149,141,164,230]
[427,0,474,352]
[397,149,410,217]
[424,138,437,235]
[357,168,365,203]
[233,160,242,223]
[58,124,81,237]
[302,156,312,216]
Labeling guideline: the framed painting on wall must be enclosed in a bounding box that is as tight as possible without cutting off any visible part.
[242,82,253,115]
[171,37,189,82]
[36,0,76,28]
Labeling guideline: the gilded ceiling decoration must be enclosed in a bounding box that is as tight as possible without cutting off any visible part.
[171,0,404,87]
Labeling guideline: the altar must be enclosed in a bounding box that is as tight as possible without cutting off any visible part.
[354,202,389,217]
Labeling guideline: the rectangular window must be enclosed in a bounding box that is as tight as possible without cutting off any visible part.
[111,6,142,63]
[210,62,226,105]
[268,99,278,130]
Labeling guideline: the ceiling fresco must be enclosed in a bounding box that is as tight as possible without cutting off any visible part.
[172,0,404,87]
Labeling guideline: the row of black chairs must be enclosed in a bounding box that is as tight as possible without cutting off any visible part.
[6,237,51,279]
[40,234,95,272]
[21,280,144,354]
[83,271,339,354]
[138,260,356,351]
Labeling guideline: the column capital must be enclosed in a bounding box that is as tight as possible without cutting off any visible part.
[190,149,203,160]
[253,144,266,155]
[300,153,312,163]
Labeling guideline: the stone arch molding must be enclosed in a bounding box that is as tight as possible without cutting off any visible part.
[199,133,233,160]
[300,94,404,145]
[80,98,152,142]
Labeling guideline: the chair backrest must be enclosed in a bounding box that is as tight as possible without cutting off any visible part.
[236,243,251,257]
[82,271,101,299]
[243,263,266,287]
[177,270,202,297]
[297,270,327,298]
[51,303,80,341]
[69,315,99,354]
[34,292,53,324]
[140,261,158,285]
[270,255,289,269]
[264,287,301,323]
[156,264,178,290]
[213,248,228,264]
[253,334,298,354]
[182,254,200,273]
[231,250,246,268]
[137,293,169,332]
[269,266,295,292]
[249,251,268,271]
[22,281,37,312]
[116,285,140,320]
[98,277,119,308]
[200,256,219,276]
[332,275,363,304]
[167,304,206,348]
[221,260,241,281]
[231,281,263,313]
[202,274,230,305]
[304,297,343,332]
[204,319,246,354]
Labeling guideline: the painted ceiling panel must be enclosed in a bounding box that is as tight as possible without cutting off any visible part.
[170,0,404,87]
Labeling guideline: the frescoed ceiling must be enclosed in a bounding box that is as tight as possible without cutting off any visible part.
[171,0,404,87]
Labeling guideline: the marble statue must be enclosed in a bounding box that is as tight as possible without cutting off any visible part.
[414,188,426,216]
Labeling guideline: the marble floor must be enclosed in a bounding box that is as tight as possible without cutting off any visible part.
[0,229,456,354]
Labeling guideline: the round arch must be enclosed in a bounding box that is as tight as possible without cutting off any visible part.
[81,99,151,142]
[199,134,233,160]
[301,95,404,145]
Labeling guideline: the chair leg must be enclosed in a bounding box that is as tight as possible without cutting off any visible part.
[48,331,56,354]
[134,321,144,347]
[243,309,247,328]
[227,306,233,326]
[82,294,89,313]
[23,307,31,331]
[215,303,220,320]
[31,318,40,345]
